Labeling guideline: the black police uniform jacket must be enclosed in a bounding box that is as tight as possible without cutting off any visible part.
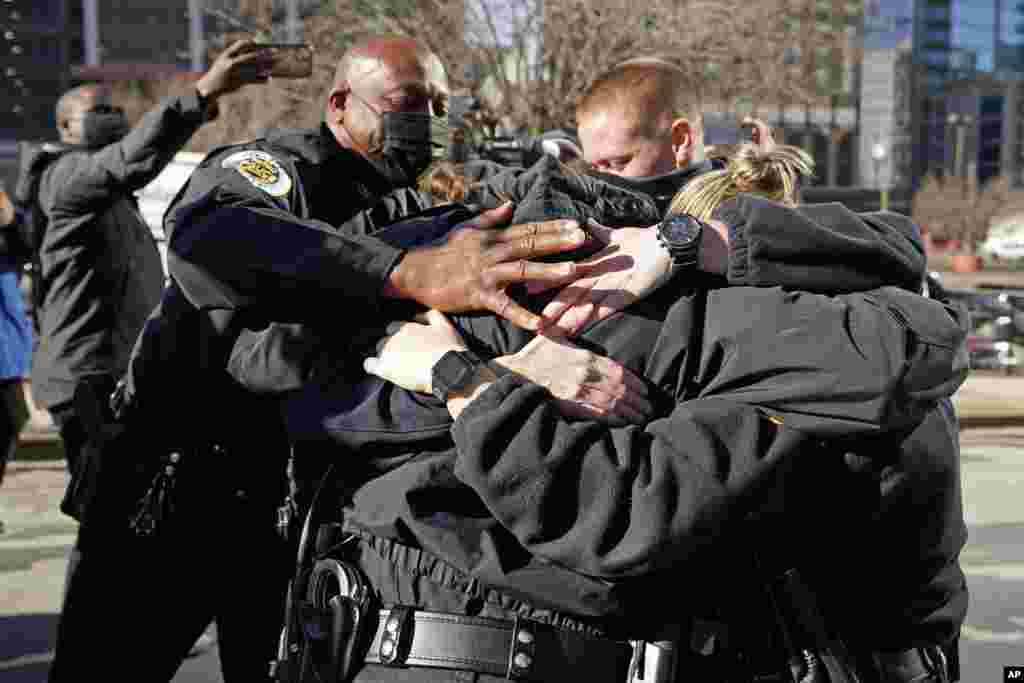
[120,125,436,516]
[27,92,215,410]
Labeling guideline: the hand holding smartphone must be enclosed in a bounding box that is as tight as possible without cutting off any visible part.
[238,42,314,79]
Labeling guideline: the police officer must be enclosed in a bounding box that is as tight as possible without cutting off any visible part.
[47,33,594,683]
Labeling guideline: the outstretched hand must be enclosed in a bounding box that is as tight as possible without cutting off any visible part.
[385,202,589,332]
[494,332,653,426]
[363,310,468,395]
[535,220,671,336]
[742,117,777,152]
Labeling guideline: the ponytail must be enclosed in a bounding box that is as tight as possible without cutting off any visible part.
[668,143,814,220]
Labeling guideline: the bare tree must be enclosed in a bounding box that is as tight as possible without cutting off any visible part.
[336,0,860,132]
[111,0,859,149]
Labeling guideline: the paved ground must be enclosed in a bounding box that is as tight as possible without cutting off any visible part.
[2,374,1024,682]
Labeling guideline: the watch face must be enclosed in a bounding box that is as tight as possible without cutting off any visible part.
[661,214,702,245]
[432,350,480,401]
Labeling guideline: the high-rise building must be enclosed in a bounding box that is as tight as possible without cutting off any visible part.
[862,0,1024,188]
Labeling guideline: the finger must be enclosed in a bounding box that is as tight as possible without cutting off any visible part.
[577,384,647,425]
[363,357,380,376]
[539,280,590,321]
[591,357,650,398]
[524,263,604,294]
[585,218,615,246]
[583,377,653,419]
[572,386,646,426]
[491,218,581,244]
[551,300,598,337]
[385,322,404,335]
[232,48,274,67]
[221,39,253,59]
[461,202,513,230]
[486,229,587,265]
[483,260,577,289]
[375,336,390,355]
[591,290,639,327]
[556,399,628,427]
[478,288,542,332]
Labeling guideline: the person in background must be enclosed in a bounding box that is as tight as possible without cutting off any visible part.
[0,184,36,534]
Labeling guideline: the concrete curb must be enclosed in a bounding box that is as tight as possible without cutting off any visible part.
[958,415,1024,429]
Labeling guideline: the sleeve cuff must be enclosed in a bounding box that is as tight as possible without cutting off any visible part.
[711,196,750,284]
[180,88,218,123]
[452,374,530,426]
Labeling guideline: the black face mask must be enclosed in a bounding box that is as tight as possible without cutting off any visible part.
[80,106,130,149]
[367,111,449,186]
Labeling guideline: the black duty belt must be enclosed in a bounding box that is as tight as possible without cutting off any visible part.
[363,606,633,682]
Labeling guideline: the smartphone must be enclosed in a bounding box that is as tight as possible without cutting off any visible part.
[241,43,314,79]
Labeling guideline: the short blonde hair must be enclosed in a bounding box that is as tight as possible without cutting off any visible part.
[576,59,700,138]
[667,143,814,219]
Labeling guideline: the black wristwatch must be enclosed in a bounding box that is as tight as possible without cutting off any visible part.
[431,350,485,402]
[656,213,704,272]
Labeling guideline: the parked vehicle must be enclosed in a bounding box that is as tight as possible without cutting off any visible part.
[941,284,1023,374]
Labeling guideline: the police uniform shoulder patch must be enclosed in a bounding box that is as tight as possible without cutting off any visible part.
[220,150,293,197]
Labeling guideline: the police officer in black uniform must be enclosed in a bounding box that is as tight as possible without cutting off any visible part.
[49,34,594,683]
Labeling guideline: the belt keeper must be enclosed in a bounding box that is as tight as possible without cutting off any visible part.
[506,615,537,680]
[378,606,413,666]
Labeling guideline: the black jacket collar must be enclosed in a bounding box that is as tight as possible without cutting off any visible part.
[590,160,718,212]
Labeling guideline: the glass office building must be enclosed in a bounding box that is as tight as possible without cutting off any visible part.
[909,0,1024,185]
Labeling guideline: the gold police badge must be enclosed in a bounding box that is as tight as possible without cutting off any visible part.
[221,150,293,197]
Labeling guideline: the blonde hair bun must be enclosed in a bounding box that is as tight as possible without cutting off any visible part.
[669,143,814,220]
